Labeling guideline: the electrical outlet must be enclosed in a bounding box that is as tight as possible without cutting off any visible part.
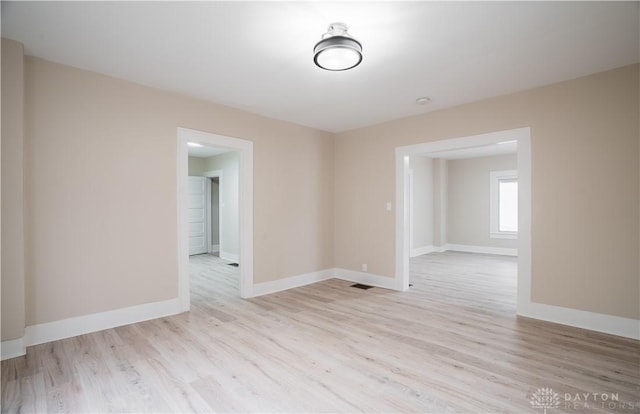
[362,264,367,272]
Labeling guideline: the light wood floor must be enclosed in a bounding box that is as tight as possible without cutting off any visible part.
[2,252,639,413]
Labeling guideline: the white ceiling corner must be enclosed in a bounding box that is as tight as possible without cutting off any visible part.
[1,1,638,133]
[187,145,232,159]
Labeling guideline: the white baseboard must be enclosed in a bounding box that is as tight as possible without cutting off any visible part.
[408,247,635,338]
[251,268,399,297]
[210,244,220,253]
[334,268,398,290]
[445,243,517,257]
[252,269,334,297]
[25,298,182,347]
[5,264,636,361]
[410,245,438,258]
[1,337,26,360]
[518,302,639,340]
[220,252,239,262]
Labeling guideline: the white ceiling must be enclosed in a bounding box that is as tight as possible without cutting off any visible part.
[425,141,517,160]
[187,144,231,158]
[2,1,638,133]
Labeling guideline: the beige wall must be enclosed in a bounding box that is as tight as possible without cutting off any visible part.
[335,64,639,319]
[433,159,448,247]
[254,129,334,283]
[409,156,434,251]
[1,39,26,341]
[447,154,518,249]
[23,55,334,325]
[3,38,637,340]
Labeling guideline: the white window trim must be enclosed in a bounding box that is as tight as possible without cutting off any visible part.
[490,169,518,240]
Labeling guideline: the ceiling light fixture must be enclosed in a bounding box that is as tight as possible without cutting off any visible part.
[187,142,203,147]
[416,97,431,105]
[314,22,362,71]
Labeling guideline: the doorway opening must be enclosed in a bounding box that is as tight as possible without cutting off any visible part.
[177,128,254,311]
[395,127,532,315]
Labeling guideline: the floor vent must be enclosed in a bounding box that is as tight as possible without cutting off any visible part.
[228,263,239,267]
[350,283,373,290]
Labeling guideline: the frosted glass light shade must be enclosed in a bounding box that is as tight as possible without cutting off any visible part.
[313,23,362,71]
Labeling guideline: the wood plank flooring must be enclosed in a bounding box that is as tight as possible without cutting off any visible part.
[2,252,639,413]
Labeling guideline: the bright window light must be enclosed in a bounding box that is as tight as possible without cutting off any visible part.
[499,179,518,232]
[490,170,518,239]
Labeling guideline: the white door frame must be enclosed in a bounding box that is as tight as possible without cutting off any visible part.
[178,127,254,310]
[395,127,531,315]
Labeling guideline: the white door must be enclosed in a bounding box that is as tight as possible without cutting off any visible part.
[188,176,208,255]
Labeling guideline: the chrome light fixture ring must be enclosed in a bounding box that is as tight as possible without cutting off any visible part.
[313,23,363,71]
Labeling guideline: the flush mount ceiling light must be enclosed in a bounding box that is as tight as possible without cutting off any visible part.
[314,22,362,71]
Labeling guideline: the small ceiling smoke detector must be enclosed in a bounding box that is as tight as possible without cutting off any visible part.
[416,97,431,105]
[314,22,362,71]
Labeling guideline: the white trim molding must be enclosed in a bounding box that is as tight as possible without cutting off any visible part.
[2,297,183,360]
[178,127,254,305]
[253,267,400,297]
[1,337,26,360]
[394,126,639,340]
[334,268,399,291]
[410,243,518,258]
[220,252,240,263]
[490,232,517,240]
[210,244,220,253]
[25,298,182,347]
[445,243,518,257]
[253,269,334,297]
[4,264,637,359]
[410,245,438,257]
[396,127,531,296]
[518,303,640,340]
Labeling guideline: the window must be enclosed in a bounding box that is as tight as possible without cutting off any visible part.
[490,170,518,239]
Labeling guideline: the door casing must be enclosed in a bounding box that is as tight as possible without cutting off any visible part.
[178,127,254,309]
